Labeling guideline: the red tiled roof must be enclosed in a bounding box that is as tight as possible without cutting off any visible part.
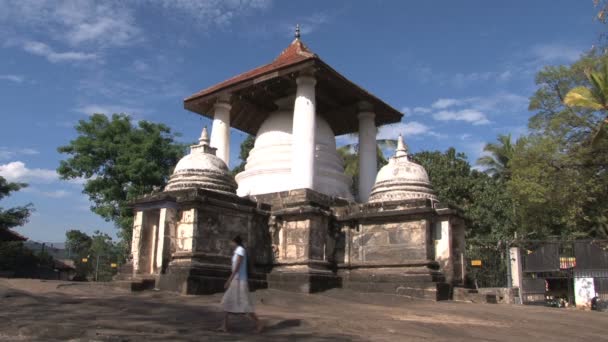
[183,38,403,135]
[185,39,316,102]
[0,229,27,241]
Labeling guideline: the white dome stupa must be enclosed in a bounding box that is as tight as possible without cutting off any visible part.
[165,127,237,195]
[368,135,437,202]
[235,96,353,200]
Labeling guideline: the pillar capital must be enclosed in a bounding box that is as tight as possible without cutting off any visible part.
[217,93,232,103]
[296,74,317,87]
[213,101,232,111]
[357,111,375,121]
[357,101,374,112]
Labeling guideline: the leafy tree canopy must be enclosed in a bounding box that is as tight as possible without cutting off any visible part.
[66,229,122,281]
[231,135,255,175]
[511,52,608,239]
[57,114,186,246]
[414,148,515,241]
[0,176,33,231]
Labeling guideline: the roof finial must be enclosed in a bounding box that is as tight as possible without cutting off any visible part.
[199,126,210,145]
[395,134,408,157]
[295,24,301,39]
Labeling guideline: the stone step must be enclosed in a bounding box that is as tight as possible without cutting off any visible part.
[342,272,446,284]
[111,277,156,292]
[343,280,450,301]
[452,287,497,304]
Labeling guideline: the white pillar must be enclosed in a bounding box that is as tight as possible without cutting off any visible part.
[210,96,231,166]
[435,219,454,283]
[155,208,167,271]
[509,247,523,288]
[357,102,376,202]
[292,73,317,190]
[131,210,143,275]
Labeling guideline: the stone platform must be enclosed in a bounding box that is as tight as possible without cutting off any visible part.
[124,187,465,300]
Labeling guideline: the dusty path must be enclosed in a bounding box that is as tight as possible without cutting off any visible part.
[1,278,607,341]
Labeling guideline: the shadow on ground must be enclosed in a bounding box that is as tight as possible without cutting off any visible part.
[0,283,359,341]
[2,279,608,342]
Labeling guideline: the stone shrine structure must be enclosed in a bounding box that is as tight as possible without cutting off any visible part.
[125,27,466,300]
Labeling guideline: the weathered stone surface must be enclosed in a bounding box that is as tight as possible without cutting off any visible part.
[126,185,466,300]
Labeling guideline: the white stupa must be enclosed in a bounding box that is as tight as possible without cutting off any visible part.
[368,135,437,202]
[164,127,237,195]
[235,96,353,200]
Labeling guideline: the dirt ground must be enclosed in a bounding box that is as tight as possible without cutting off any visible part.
[1,278,607,341]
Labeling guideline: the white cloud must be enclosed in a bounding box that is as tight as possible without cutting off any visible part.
[412,107,432,114]
[22,41,97,63]
[433,109,490,125]
[132,60,149,72]
[76,104,143,116]
[1,0,272,60]
[0,74,24,83]
[420,92,528,126]
[531,43,583,63]
[466,141,491,166]
[432,98,463,109]
[378,121,440,139]
[336,120,441,147]
[450,70,513,87]
[0,161,57,183]
[460,133,471,140]
[143,0,272,27]
[0,147,39,160]
[0,0,140,48]
[40,190,70,198]
[289,11,330,36]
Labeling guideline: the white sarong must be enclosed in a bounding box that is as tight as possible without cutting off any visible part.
[221,279,255,313]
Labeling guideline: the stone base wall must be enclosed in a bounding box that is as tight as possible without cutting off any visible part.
[126,189,466,300]
[130,189,271,294]
[349,219,431,264]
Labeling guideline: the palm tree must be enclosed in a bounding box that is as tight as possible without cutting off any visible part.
[476,134,514,180]
[337,139,394,197]
[564,62,608,147]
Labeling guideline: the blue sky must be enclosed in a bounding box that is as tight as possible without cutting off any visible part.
[0,0,600,242]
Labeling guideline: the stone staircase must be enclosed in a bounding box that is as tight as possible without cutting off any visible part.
[340,265,451,301]
[112,262,157,292]
[452,287,498,304]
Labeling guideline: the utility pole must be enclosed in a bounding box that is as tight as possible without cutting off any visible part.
[95,254,100,282]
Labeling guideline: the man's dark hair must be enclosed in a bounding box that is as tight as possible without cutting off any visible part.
[232,235,243,246]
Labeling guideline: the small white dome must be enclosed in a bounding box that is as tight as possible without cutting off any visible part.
[236,97,353,199]
[368,135,437,202]
[165,127,237,194]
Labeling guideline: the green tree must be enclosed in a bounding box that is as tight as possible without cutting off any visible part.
[413,148,472,209]
[412,147,514,241]
[476,134,515,180]
[65,229,121,281]
[0,176,33,231]
[66,229,93,280]
[89,231,121,281]
[57,114,186,250]
[564,61,608,146]
[511,53,608,238]
[337,142,389,198]
[231,135,255,174]
[414,148,515,241]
